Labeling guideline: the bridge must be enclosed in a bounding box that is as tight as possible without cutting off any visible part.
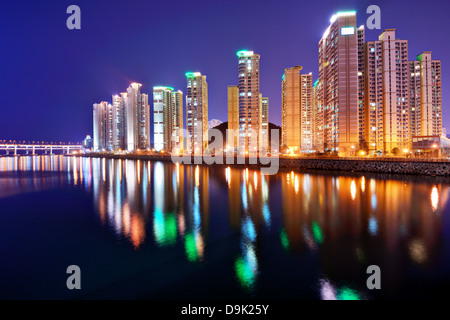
[0,142,82,156]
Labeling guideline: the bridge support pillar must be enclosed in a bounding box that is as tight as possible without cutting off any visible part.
[50,146,53,155]
[14,146,17,156]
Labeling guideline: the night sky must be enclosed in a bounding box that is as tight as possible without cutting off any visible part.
[1,0,448,143]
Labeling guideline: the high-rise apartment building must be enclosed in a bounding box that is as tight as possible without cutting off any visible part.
[281,66,313,152]
[227,85,239,148]
[357,25,366,148]
[409,52,442,137]
[312,79,324,152]
[365,29,410,153]
[93,101,114,151]
[93,83,150,153]
[153,86,174,152]
[318,11,359,155]
[171,90,184,152]
[186,72,208,154]
[260,96,269,151]
[300,73,313,151]
[282,66,301,151]
[112,93,127,151]
[237,50,260,154]
[125,83,150,151]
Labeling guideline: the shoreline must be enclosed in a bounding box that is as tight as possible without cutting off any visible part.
[71,152,450,177]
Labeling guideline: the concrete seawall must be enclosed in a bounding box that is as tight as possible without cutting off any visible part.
[278,157,450,176]
[76,153,450,176]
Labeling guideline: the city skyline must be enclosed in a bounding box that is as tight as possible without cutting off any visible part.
[1,0,449,143]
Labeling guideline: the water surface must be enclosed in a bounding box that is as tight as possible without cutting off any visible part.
[0,155,449,299]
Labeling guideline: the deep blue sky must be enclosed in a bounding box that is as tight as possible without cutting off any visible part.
[1,0,449,143]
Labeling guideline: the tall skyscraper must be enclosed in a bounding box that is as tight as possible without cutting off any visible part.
[112,93,127,151]
[282,66,313,152]
[171,90,184,152]
[227,85,239,149]
[153,87,184,153]
[237,50,260,154]
[357,25,366,148]
[186,72,208,154]
[312,79,323,152]
[93,101,113,151]
[260,96,269,151]
[409,52,442,137]
[318,11,359,155]
[300,73,313,151]
[125,83,150,152]
[93,83,150,153]
[282,66,302,151]
[153,86,173,152]
[365,29,410,153]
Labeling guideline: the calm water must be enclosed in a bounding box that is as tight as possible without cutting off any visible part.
[0,155,450,300]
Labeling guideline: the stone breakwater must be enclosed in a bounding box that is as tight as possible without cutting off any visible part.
[77,153,450,176]
[278,158,450,176]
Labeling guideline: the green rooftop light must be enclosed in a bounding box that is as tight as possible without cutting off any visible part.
[185,72,201,78]
[336,10,357,15]
[153,86,174,91]
[237,50,254,57]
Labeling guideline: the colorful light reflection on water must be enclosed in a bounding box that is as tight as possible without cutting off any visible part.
[0,155,449,299]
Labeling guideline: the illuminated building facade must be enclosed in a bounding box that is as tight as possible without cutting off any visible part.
[153,86,173,152]
[186,72,208,154]
[171,90,184,152]
[93,82,150,153]
[357,25,366,148]
[300,73,313,151]
[409,52,442,138]
[312,79,324,152]
[365,29,410,154]
[112,93,127,151]
[93,101,114,152]
[282,66,313,152]
[282,66,302,152]
[318,11,359,155]
[126,82,150,151]
[227,85,239,149]
[237,50,260,154]
[260,96,269,151]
